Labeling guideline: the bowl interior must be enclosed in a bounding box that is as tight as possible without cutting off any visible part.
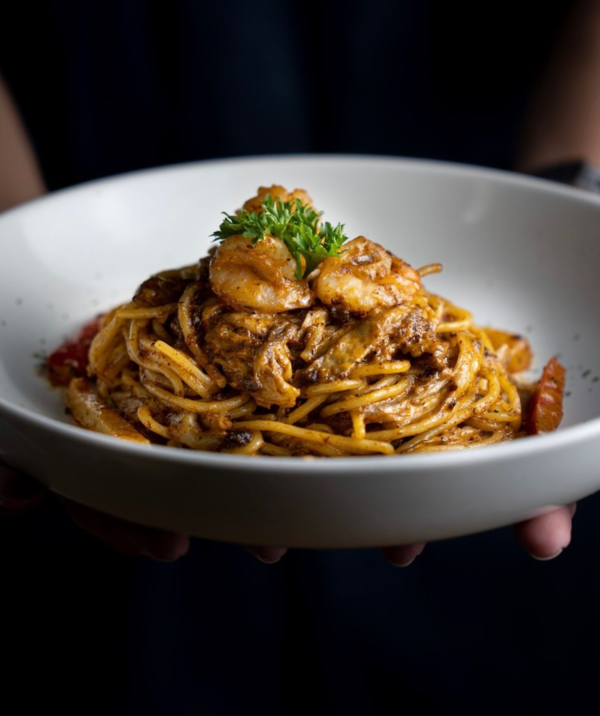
[1,156,600,433]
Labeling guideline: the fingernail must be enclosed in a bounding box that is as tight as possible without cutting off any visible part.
[383,543,426,568]
[138,536,189,563]
[247,547,287,564]
[139,547,181,563]
[254,551,286,564]
[389,556,417,568]
[530,548,563,562]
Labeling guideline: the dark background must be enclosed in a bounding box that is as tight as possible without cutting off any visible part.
[0,1,570,188]
[3,2,599,714]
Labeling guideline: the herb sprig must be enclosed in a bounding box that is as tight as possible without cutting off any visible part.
[212,195,348,279]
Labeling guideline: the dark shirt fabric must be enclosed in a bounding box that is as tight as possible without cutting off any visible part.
[1,1,569,190]
[4,2,598,715]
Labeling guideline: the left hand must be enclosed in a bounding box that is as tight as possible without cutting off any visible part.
[1,461,575,566]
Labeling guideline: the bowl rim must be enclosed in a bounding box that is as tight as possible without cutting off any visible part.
[3,151,600,221]
[2,152,599,474]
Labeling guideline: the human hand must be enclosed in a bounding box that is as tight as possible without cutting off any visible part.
[247,505,577,566]
[0,461,189,561]
[1,461,576,565]
[0,461,287,563]
[378,503,576,567]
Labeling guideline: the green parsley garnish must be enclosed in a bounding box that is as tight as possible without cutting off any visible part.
[212,195,348,279]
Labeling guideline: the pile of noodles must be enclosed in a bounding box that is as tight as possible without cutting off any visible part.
[81,243,527,457]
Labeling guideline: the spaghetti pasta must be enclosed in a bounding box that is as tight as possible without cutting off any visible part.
[47,185,566,456]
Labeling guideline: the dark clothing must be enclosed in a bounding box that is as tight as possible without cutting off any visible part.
[6,496,600,716]
[1,1,568,190]
[3,2,595,715]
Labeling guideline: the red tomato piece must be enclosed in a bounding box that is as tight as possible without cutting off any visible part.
[525,356,566,435]
[47,315,104,386]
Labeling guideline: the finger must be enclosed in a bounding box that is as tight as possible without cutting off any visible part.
[0,464,45,514]
[514,503,576,561]
[381,542,426,568]
[245,546,289,564]
[58,497,190,562]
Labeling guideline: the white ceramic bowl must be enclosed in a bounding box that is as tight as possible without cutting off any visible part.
[1,155,600,547]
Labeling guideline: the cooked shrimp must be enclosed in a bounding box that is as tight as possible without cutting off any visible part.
[209,235,314,313]
[242,185,314,213]
[312,237,422,315]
